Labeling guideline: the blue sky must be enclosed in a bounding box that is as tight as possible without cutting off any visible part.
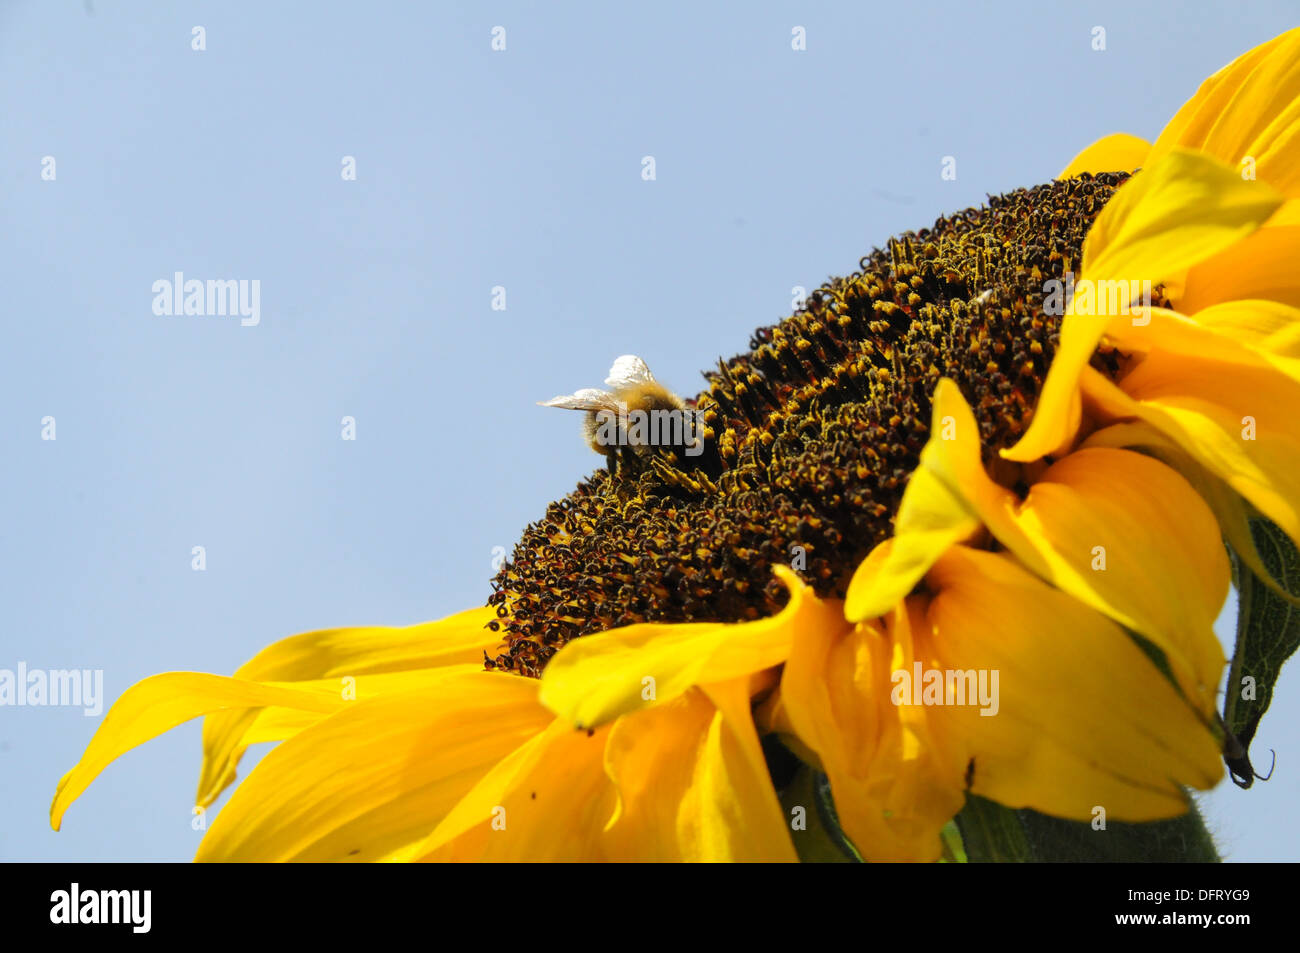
[3,1,1298,861]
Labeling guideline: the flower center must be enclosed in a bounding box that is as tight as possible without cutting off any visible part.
[487,173,1133,677]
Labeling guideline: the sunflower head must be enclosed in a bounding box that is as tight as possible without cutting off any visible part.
[487,172,1153,676]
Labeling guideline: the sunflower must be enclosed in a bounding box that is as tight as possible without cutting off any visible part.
[53,28,1300,862]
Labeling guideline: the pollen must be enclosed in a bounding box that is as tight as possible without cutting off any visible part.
[486,173,1146,677]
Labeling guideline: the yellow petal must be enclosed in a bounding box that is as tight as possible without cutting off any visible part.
[694,676,796,859]
[753,685,822,772]
[227,607,500,681]
[196,665,486,808]
[195,670,550,861]
[199,606,499,808]
[602,679,796,861]
[1082,358,1300,553]
[991,448,1229,709]
[925,547,1223,820]
[1082,149,1282,301]
[1006,149,1283,461]
[845,378,985,622]
[853,378,1226,705]
[51,673,345,831]
[602,693,723,860]
[1190,297,1300,374]
[1013,444,1227,702]
[1099,300,1300,434]
[1058,133,1151,179]
[779,598,963,861]
[1175,210,1300,314]
[1082,419,1298,608]
[407,717,617,862]
[1104,302,1289,363]
[539,565,831,729]
[1148,27,1300,197]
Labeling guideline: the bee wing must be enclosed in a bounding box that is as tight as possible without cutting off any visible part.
[604,354,657,389]
[537,388,616,411]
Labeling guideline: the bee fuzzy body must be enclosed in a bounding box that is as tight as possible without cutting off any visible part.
[540,356,709,478]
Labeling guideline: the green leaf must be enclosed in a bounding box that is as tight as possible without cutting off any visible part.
[1224,518,1300,787]
[778,767,862,863]
[955,794,1032,862]
[1015,802,1219,862]
[955,793,1218,862]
